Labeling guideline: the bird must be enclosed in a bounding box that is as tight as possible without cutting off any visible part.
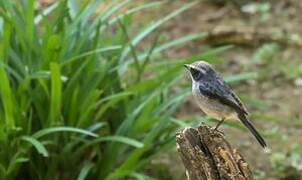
[184,60,268,150]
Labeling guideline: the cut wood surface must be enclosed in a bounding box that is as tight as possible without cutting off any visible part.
[176,124,253,180]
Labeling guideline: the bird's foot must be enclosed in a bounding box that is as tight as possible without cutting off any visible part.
[211,126,225,135]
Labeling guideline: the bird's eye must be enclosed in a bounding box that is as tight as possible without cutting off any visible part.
[191,68,203,80]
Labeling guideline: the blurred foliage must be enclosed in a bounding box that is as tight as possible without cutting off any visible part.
[0,0,240,179]
[251,42,302,81]
[0,0,207,179]
[241,2,271,22]
[270,145,302,179]
[252,43,280,65]
[1,0,299,179]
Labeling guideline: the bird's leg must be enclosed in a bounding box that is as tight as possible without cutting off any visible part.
[214,118,225,131]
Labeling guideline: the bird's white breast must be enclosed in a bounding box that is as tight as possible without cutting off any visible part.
[192,82,238,120]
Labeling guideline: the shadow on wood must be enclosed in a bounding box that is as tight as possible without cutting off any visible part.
[176,124,253,180]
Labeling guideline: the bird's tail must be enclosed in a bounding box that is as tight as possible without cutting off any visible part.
[238,113,268,150]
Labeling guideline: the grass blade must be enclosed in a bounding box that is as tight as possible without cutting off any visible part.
[35,2,59,24]
[0,20,15,128]
[87,136,144,148]
[119,1,198,63]
[107,1,165,26]
[225,72,257,83]
[77,162,94,180]
[21,136,49,157]
[61,45,122,66]
[75,136,144,156]
[32,127,98,139]
[48,62,62,126]
[135,33,207,62]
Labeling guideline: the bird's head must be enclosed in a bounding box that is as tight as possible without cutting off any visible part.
[184,61,215,83]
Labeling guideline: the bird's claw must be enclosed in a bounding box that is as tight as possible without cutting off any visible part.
[211,127,225,135]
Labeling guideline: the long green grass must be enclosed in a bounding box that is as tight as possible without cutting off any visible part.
[0,0,234,179]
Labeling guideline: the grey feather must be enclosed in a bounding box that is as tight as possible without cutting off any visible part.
[186,60,268,149]
[198,76,248,116]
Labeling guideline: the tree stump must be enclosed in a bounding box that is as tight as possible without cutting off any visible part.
[176,124,253,180]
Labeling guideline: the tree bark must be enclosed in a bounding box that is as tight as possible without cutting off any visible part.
[176,124,253,180]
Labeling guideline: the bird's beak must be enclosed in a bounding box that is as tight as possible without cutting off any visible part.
[184,64,190,70]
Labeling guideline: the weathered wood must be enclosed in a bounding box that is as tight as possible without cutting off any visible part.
[176,124,253,180]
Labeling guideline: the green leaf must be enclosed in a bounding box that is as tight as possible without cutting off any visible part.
[0,20,15,128]
[5,149,29,177]
[118,1,199,74]
[77,162,94,180]
[48,62,62,126]
[107,89,187,179]
[130,172,156,180]
[21,136,49,157]
[25,0,34,44]
[91,0,132,29]
[100,0,131,21]
[69,0,104,30]
[107,1,165,26]
[32,127,98,139]
[75,136,144,159]
[121,1,198,60]
[225,72,257,83]
[68,0,80,19]
[0,1,238,179]
[170,118,190,127]
[61,45,122,66]
[35,2,59,24]
[135,33,207,62]
[83,136,144,149]
[95,92,133,119]
[0,163,6,177]
[252,43,279,64]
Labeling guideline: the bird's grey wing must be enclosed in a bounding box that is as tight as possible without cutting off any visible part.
[202,75,267,149]
[217,78,249,115]
[199,81,248,115]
